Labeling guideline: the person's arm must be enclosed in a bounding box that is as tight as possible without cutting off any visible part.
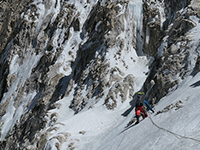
[144,100,154,113]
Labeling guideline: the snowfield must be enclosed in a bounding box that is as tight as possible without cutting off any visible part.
[44,72,200,150]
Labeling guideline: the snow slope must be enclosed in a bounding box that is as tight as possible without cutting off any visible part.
[45,72,200,150]
[44,51,150,150]
[95,73,200,150]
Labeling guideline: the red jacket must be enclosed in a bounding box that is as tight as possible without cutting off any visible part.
[135,106,144,116]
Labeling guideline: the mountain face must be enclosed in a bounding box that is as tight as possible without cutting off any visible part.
[0,0,200,149]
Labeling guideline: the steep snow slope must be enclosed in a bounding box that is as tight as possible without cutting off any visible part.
[94,73,200,150]
[44,55,149,150]
[44,65,200,150]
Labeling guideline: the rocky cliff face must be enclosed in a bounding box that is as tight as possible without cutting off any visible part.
[143,0,199,105]
[0,0,200,149]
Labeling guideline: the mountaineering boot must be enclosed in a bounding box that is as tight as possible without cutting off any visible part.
[145,113,148,118]
[135,121,139,125]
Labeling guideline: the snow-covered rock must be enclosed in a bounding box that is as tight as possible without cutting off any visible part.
[0,0,200,150]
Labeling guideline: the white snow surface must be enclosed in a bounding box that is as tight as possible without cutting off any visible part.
[45,72,200,150]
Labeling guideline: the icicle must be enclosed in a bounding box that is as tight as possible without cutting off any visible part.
[128,0,144,56]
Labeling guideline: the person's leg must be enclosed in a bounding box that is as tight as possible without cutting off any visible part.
[136,110,141,123]
[141,112,145,119]
[141,109,148,118]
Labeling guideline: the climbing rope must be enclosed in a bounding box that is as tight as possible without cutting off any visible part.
[149,115,200,143]
[116,133,126,150]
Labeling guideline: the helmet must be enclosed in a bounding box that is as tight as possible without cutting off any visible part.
[137,92,145,95]
[137,92,145,102]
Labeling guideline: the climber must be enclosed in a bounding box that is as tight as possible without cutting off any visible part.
[135,92,154,124]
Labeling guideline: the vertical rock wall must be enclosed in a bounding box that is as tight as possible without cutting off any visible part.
[142,0,200,105]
